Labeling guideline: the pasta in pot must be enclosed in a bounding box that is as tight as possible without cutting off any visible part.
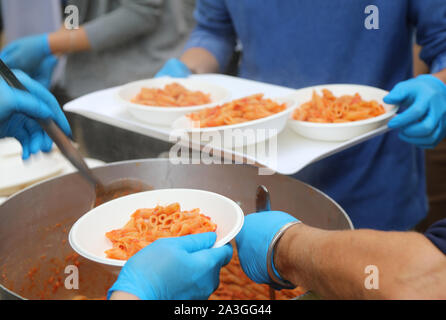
[105,203,217,260]
[293,89,385,123]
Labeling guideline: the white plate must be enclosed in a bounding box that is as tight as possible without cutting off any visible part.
[288,84,398,141]
[0,153,64,196]
[117,77,231,126]
[0,138,22,158]
[69,188,244,267]
[172,96,297,148]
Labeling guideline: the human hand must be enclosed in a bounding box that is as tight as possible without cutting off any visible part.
[0,70,71,159]
[155,58,192,78]
[235,211,299,287]
[34,55,59,89]
[385,74,446,149]
[0,34,57,88]
[108,233,233,300]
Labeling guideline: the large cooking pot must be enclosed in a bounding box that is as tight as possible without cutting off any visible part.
[0,159,352,300]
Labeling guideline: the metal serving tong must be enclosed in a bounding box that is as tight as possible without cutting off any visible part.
[0,59,150,206]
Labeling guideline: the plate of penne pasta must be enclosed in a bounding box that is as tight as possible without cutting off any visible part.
[288,84,398,141]
[69,188,244,267]
[172,94,297,147]
[116,77,231,126]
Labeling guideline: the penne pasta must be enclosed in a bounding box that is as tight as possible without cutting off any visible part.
[131,83,211,107]
[293,89,385,123]
[105,203,217,260]
[187,94,287,128]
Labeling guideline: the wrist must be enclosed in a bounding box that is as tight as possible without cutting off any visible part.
[180,48,219,74]
[41,34,52,56]
[109,291,141,300]
[418,73,446,91]
[107,273,158,300]
[433,69,446,85]
[48,27,90,55]
[267,221,301,289]
[274,223,306,286]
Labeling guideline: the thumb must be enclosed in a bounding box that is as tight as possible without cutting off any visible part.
[177,232,217,253]
[35,55,58,88]
[194,242,233,269]
[211,243,233,267]
[384,82,411,105]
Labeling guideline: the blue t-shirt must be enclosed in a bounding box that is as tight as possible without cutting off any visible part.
[185,0,446,231]
[425,219,446,254]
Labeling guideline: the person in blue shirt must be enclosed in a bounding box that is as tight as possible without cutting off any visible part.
[156,0,446,231]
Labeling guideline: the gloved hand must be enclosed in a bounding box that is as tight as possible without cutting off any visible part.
[108,232,233,300]
[235,211,299,286]
[155,58,192,78]
[385,74,446,149]
[0,34,57,88]
[0,70,72,159]
[34,55,59,89]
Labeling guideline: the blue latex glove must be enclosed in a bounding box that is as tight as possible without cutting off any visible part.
[0,34,57,88]
[108,233,233,300]
[235,211,299,286]
[385,74,446,149]
[155,58,192,78]
[34,55,59,89]
[0,70,72,159]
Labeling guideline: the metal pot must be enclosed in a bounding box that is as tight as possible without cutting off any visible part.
[0,159,352,300]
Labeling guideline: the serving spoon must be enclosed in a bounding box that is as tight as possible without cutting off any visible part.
[0,59,150,206]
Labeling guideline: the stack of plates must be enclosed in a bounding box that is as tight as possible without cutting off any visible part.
[0,138,105,205]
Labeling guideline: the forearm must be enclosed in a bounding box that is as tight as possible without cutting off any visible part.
[82,2,162,52]
[275,224,446,299]
[180,48,220,74]
[49,1,162,54]
[48,27,91,54]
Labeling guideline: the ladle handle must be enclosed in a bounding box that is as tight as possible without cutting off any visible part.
[40,119,101,187]
[255,185,276,301]
[0,59,101,188]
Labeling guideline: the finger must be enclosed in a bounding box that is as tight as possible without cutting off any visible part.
[400,104,439,138]
[24,118,44,155]
[41,132,53,153]
[398,123,443,148]
[35,55,58,89]
[216,243,233,267]
[177,232,217,253]
[195,242,234,269]
[13,70,72,137]
[383,82,413,105]
[388,95,430,129]
[1,76,53,120]
[12,128,31,160]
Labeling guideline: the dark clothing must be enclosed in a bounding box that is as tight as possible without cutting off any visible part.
[425,219,446,254]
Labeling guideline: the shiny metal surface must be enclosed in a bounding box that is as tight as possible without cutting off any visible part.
[0,159,352,300]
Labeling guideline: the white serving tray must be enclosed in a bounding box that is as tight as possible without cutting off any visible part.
[63,74,390,175]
